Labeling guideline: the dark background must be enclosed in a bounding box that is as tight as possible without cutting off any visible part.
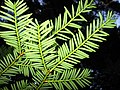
[0,0,120,90]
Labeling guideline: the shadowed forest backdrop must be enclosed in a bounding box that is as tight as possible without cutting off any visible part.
[0,0,120,90]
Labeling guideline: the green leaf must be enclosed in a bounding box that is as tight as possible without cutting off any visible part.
[10,80,33,90]
[17,5,29,16]
[64,6,71,18]
[72,5,75,17]
[99,12,103,24]
[5,0,14,9]
[1,6,13,12]
[46,69,91,90]
[0,22,15,30]
[0,10,14,19]
[79,15,87,22]
[0,50,20,84]
[68,23,81,28]
[16,1,26,11]
[0,15,14,22]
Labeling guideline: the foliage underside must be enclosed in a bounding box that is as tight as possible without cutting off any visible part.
[0,0,116,90]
